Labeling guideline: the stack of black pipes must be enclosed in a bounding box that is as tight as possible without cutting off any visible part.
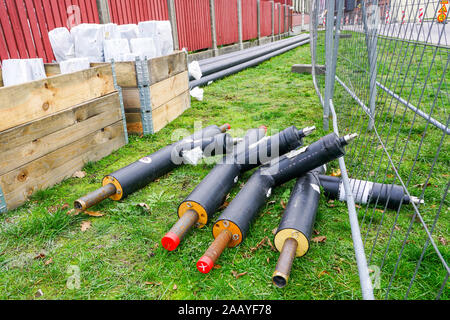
[189,34,310,88]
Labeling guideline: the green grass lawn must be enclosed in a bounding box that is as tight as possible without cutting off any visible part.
[0,42,447,300]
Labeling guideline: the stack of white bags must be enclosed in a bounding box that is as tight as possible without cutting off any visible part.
[1,21,174,87]
[49,21,173,64]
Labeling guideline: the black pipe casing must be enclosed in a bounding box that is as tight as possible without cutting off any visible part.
[105,125,232,200]
[179,126,308,226]
[215,133,347,247]
[319,175,413,210]
[274,166,326,257]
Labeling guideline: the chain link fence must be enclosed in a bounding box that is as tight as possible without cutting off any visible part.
[309,0,449,300]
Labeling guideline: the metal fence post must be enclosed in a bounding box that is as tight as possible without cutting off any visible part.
[0,185,7,213]
[96,0,111,24]
[209,0,219,56]
[111,59,129,145]
[257,0,261,44]
[237,0,244,50]
[284,4,288,35]
[135,57,154,136]
[362,0,378,131]
[271,1,275,41]
[301,0,305,31]
[167,0,180,51]
[278,3,282,39]
[323,0,336,131]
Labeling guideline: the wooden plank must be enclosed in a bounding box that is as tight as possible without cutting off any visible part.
[0,92,122,176]
[91,51,187,88]
[149,71,189,109]
[0,65,115,132]
[121,71,188,111]
[1,121,126,210]
[152,90,190,133]
[44,63,62,77]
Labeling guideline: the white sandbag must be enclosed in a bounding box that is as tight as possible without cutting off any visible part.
[118,24,139,45]
[130,38,158,60]
[48,27,75,62]
[156,21,174,56]
[190,87,204,101]
[104,39,131,62]
[60,58,90,74]
[103,23,121,40]
[2,59,46,87]
[138,21,161,56]
[71,24,104,62]
[188,61,202,80]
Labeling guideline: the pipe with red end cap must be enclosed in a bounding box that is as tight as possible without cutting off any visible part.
[161,125,316,252]
[74,124,232,211]
[196,133,357,274]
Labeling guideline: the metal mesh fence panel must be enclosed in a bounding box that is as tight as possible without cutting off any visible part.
[310,0,449,300]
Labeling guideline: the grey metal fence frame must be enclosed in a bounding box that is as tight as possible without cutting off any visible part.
[310,0,449,300]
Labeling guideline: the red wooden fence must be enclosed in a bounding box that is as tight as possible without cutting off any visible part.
[1,0,294,64]
[175,0,211,52]
[0,0,99,63]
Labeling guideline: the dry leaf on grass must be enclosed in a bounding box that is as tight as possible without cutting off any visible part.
[438,236,447,246]
[318,270,329,278]
[34,253,46,260]
[173,284,178,290]
[72,171,87,179]
[35,289,44,298]
[219,201,230,211]
[250,236,268,253]
[137,203,151,212]
[145,282,162,286]
[231,271,248,279]
[81,221,92,232]
[84,210,104,217]
[312,236,327,243]
[44,258,53,266]
[280,200,286,209]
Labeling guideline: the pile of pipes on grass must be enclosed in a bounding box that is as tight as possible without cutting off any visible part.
[188,34,310,101]
[75,122,423,288]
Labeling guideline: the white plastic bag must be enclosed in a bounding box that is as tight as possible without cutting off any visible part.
[104,39,131,62]
[188,61,202,80]
[60,58,90,74]
[48,27,75,62]
[138,21,161,56]
[103,23,121,40]
[156,21,174,56]
[71,24,104,62]
[190,87,204,101]
[2,59,46,87]
[118,24,139,45]
[130,38,158,60]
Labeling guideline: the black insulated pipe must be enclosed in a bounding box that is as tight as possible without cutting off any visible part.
[190,35,310,80]
[74,124,232,211]
[272,166,326,288]
[318,175,424,211]
[196,133,358,274]
[189,40,310,89]
[161,125,316,251]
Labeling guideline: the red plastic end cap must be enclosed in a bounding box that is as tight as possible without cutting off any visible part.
[161,232,181,252]
[197,256,214,274]
[259,125,268,133]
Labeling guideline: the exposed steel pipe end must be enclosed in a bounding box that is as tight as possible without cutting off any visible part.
[197,229,232,274]
[197,256,214,274]
[161,232,181,251]
[161,210,199,252]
